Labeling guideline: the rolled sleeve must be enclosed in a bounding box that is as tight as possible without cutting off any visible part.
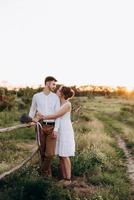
[29,95,37,118]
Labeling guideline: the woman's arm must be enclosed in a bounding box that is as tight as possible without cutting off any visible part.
[38,103,70,120]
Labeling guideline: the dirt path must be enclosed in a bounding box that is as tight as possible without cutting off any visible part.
[117,136,134,194]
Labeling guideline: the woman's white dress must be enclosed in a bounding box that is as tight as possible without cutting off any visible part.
[55,102,75,157]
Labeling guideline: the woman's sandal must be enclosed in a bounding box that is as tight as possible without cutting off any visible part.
[58,179,65,183]
[62,178,72,187]
[58,178,72,187]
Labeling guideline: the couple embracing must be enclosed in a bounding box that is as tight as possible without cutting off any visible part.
[29,76,75,187]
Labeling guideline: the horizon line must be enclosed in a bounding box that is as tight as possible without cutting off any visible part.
[0,80,133,91]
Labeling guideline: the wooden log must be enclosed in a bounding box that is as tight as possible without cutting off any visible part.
[0,147,38,180]
[0,107,81,133]
[72,106,81,124]
[74,106,81,113]
[0,123,35,133]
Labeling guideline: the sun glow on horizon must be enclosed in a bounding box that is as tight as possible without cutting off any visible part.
[0,80,133,93]
[125,85,134,92]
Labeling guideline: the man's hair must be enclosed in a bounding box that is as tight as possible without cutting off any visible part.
[44,76,57,85]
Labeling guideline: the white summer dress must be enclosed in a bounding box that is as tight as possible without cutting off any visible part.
[55,102,75,157]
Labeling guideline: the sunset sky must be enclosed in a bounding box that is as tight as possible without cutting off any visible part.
[0,0,134,89]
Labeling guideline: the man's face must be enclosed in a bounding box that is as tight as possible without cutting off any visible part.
[47,81,57,91]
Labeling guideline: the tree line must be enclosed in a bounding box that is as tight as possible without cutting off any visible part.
[0,85,134,112]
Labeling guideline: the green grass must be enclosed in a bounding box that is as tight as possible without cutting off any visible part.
[0,96,134,200]
[0,110,22,127]
[0,166,72,200]
[0,127,35,140]
[95,102,134,155]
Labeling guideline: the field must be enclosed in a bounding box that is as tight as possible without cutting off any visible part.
[0,96,134,200]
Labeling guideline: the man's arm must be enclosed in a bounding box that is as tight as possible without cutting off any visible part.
[29,95,37,119]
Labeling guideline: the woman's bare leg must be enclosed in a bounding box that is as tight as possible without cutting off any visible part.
[62,157,71,180]
[59,157,66,179]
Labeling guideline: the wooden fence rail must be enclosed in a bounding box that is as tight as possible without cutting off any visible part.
[0,147,38,180]
[0,106,81,180]
[0,123,33,133]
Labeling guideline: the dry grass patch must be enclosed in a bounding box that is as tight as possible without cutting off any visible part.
[76,119,115,156]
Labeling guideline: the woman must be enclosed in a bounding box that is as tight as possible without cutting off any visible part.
[38,86,75,186]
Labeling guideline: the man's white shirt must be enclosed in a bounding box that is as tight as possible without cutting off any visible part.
[29,91,60,132]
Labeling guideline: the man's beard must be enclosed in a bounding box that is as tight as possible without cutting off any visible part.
[48,86,54,92]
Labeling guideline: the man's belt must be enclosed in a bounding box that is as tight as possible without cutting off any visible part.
[42,121,55,126]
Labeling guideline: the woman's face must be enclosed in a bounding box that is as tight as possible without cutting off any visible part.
[56,86,63,98]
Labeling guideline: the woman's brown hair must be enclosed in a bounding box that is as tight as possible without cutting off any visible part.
[61,86,75,100]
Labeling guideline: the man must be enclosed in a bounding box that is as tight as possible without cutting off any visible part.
[29,76,60,177]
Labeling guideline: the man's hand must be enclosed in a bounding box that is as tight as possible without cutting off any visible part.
[51,131,58,139]
[27,121,36,128]
[32,117,39,123]
[36,112,45,120]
